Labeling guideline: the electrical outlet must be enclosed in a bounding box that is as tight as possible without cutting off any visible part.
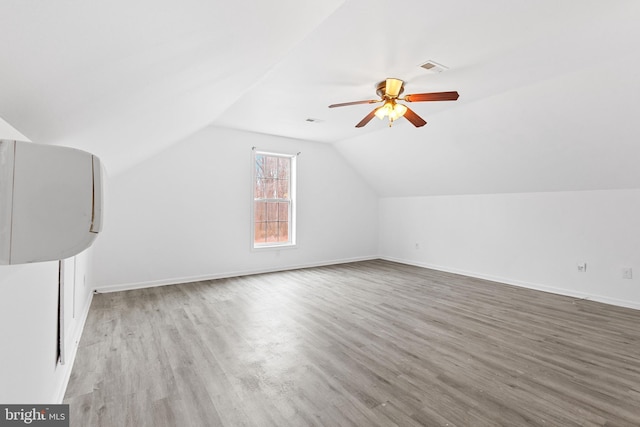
[622,268,633,279]
[577,262,587,272]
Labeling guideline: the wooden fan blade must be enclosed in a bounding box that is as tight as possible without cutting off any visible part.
[328,99,380,108]
[403,91,459,102]
[403,106,427,127]
[355,108,379,128]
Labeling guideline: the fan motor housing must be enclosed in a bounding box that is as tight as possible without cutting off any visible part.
[376,80,405,98]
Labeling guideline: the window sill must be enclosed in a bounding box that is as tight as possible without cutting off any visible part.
[252,242,297,251]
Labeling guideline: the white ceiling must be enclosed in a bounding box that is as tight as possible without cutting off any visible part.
[1,1,640,196]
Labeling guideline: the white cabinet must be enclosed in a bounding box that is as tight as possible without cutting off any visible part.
[0,140,103,265]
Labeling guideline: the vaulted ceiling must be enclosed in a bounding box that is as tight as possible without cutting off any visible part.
[1,1,639,196]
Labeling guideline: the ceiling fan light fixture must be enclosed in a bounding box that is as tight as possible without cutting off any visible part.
[374,101,407,125]
[392,103,407,119]
[374,102,390,119]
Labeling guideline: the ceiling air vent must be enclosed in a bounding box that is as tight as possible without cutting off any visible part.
[420,60,449,73]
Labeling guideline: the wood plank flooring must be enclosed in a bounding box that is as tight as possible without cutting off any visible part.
[64,260,640,426]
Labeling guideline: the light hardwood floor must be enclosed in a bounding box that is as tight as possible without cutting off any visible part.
[64,260,640,426]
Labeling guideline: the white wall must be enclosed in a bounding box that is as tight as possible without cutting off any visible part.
[0,251,93,403]
[91,126,379,291]
[380,189,640,309]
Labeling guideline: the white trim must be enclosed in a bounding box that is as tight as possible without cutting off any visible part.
[253,241,298,251]
[58,261,65,366]
[380,256,640,311]
[94,256,378,294]
[53,290,94,403]
[252,149,299,157]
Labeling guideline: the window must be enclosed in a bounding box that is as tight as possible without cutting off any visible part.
[252,150,296,248]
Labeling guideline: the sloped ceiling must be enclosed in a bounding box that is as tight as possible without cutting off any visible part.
[1,0,639,196]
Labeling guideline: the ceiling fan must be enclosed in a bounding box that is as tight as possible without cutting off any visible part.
[328,78,459,128]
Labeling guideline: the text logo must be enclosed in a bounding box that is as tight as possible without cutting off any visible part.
[0,405,68,427]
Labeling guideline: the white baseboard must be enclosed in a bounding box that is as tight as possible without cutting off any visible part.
[94,256,379,294]
[380,256,640,311]
[53,291,94,403]
[95,255,640,310]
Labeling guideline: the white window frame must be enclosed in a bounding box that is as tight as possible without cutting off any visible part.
[251,149,297,250]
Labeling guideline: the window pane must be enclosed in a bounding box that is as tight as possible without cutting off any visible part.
[254,222,266,243]
[266,222,279,242]
[278,157,290,179]
[276,178,289,199]
[255,155,266,178]
[279,221,289,242]
[260,178,273,199]
[278,202,289,222]
[265,156,278,178]
[254,201,266,222]
[266,202,278,221]
[255,178,266,199]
